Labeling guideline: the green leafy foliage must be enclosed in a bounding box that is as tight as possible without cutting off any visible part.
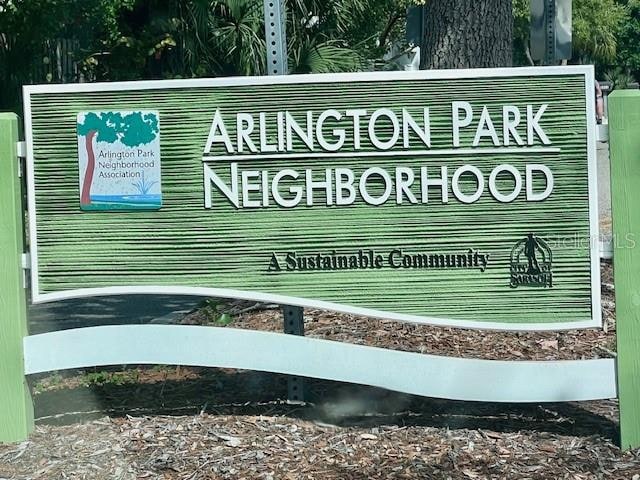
[70,0,398,78]
[604,66,637,89]
[288,0,401,73]
[573,0,628,64]
[202,299,234,326]
[82,370,140,387]
[512,0,533,65]
[0,0,403,106]
[616,0,640,81]
[512,0,636,78]
[0,0,135,109]
[6,0,638,105]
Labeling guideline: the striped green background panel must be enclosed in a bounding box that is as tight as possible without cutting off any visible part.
[25,68,598,328]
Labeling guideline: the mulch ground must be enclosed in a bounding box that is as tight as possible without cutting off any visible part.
[2,262,639,479]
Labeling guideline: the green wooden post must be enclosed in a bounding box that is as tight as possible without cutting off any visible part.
[609,91,640,450]
[0,113,33,442]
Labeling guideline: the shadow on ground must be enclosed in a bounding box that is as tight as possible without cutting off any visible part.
[28,295,203,334]
[30,368,619,444]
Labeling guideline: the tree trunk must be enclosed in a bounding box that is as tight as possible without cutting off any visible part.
[420,0,513,69]
[81,130,97,205]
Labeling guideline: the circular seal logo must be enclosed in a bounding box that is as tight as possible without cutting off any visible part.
[510,233,553,288]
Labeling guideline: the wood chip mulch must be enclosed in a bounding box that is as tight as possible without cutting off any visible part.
[1,407,639,480]
[2,262,640,479]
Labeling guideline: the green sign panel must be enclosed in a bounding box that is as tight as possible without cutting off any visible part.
[24,66,599,330]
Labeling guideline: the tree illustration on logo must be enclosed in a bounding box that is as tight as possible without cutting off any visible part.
[77,111,159,205]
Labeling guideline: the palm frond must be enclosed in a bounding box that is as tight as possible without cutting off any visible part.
[292,39,363,74]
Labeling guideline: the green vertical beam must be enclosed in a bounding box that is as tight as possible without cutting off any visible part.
[609,90,640,450]
[0,113,33,442]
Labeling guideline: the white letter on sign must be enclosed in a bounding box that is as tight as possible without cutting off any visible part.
[526,164,554,201]
[527,104,551,145]
[452,165,484,204]
[317,109,346,152]
[452,102,473,147]
[396,167,418,204]
[402,108,431,148]
[489,164,522,203]
[204,108,234,153]
[421,166,449,204]
[204,163,239,208]
[473,106,501,147]
[335,168,356,206]
[503,106,524,146]
[272,169,303,207]
[369,109,400,150]
[360,167,393,205]
[237,113,257,153]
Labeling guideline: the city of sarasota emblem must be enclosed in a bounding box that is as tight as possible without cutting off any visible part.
[510,233,553,288]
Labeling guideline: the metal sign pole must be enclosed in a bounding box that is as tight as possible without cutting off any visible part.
[264,0,288,76]
[530,0,572,65]
[263,0,304,403]
[283,306,305,402]
[544,0,556,65]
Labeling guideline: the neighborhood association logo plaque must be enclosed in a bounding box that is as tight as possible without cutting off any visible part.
[510,234,553,288]
[77,110,161,211]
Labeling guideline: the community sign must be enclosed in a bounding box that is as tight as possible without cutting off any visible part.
[24,66,599,330]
